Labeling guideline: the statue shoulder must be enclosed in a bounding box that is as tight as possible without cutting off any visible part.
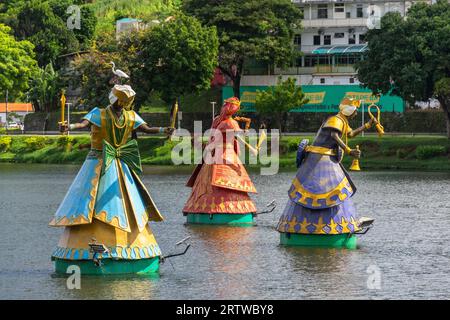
[82,107,102,127]
[130,110,147,129]
[323,115,345,132]
[217,118,240,131]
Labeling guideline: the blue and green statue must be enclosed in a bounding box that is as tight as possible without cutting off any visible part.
[49,84,174,274]
[277,98,375,249]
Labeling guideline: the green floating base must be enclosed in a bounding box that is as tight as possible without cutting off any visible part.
[280,232,357,249]
[186,213,254,226]
[54,257,160,275]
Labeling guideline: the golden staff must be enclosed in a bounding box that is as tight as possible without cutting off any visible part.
[233,116,267,155]
[170,100,178,129]
[58,90,67,135]
[368,104,385,137]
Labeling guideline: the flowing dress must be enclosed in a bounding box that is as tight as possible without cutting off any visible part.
[183,117,257,215]
[49,106,163,261]
[277,114,361,235]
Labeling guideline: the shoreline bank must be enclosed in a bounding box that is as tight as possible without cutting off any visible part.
[1,135,449,172]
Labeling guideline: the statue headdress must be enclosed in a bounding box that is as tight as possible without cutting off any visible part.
[339,98,361,116]
[212,97,241,129]
[109,84,136,110]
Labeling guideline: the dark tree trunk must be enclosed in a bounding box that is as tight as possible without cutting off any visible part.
[446,111,450,139]
[220,59,244,100]
[276,112,283,135]
[233,75,241,99]
[438,98,450,138]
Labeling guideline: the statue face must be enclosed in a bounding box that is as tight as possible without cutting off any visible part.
[350,110,358,119]
[112,100,123,111]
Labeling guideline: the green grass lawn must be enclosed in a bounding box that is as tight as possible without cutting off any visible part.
[1,135,449,171]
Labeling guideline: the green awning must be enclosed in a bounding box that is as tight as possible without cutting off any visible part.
[222,85,405,113]
[312,44,368,55]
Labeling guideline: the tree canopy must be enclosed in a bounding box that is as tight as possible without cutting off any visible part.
[356,0,450,137]
[0,23,38,101]
[183,0,303,98]
[123,13,219,107]
[255,76,309,133]
[1,0,97,67]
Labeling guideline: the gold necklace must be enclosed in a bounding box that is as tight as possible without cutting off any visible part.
[107,107,129,147]
[108,106,127,129]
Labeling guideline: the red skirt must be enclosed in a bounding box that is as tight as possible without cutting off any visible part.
[183,163,257,214]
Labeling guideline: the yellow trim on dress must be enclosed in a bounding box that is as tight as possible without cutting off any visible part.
[289,176,353,208]
[276,215,360,235]
[305,146,336,156]
[49,161,102,227]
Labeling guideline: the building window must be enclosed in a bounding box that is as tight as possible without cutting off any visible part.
[304,56,317,67]
[356,5,364,18]
[294,34,301,46]
[320,78,326,84]
[318,56,330,65]
[359,34,366,44]
[334,32,344,38]
[348,34,356,44]
[350,77,355,84]
[336,56,346,65]
[324,35,331,45]
[313,35,321,45]
[348,55,358,64]
[318,4,328,19]
[334,4,345,13]
[346,12,351,18]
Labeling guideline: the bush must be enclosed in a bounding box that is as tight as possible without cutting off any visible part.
[415,145,447,160]
[396,148,409,159]
[24,136,47,151]
[57,136,76,149]
[0,136,12,152]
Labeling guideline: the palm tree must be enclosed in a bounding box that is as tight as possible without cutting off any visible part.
[29,63,62,112]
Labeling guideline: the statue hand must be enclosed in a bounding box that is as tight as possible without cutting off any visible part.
[165,127,175,135]
[350,149,361,158]
[59,123,68,133]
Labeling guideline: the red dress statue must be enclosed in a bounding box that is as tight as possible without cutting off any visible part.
[182,97,257,224]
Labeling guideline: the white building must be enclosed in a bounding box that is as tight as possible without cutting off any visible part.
[241,0,431,87]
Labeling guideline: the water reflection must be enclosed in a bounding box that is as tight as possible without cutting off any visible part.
[50,272,160,300]
[185,224,257,299]
[1,164,450,299]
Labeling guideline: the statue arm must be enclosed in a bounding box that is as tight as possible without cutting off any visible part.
[60,119,90,132]
[331,131,361,158]
[136,123,174,135]
[348,118,374,138]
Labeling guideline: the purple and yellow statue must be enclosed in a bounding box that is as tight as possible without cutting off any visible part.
[49,84,173,274]
[276,98,375,249]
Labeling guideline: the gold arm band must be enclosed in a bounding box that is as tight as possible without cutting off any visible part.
[364,122,372,130]
[305,146,336,156]
[344,146,352,154]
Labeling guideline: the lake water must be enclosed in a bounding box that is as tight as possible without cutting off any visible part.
[0,163,449,300]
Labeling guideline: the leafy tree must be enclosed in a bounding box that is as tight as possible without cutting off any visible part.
[123,13,219,110]
[69,49,123,108]
[0,23,38,101]
[4,0,96,67]
[89,0,181,36]
[28,63,63,112]
[50,0,97,49]
[255,76,308,133]
[356,0,450,138]
[183,0,303,98]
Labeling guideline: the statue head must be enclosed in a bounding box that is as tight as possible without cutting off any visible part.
[109,84,136,110]
[339,98,360,119]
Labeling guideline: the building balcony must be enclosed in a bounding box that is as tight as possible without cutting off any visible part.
[302,18,368,29]
[274,65,356,75]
